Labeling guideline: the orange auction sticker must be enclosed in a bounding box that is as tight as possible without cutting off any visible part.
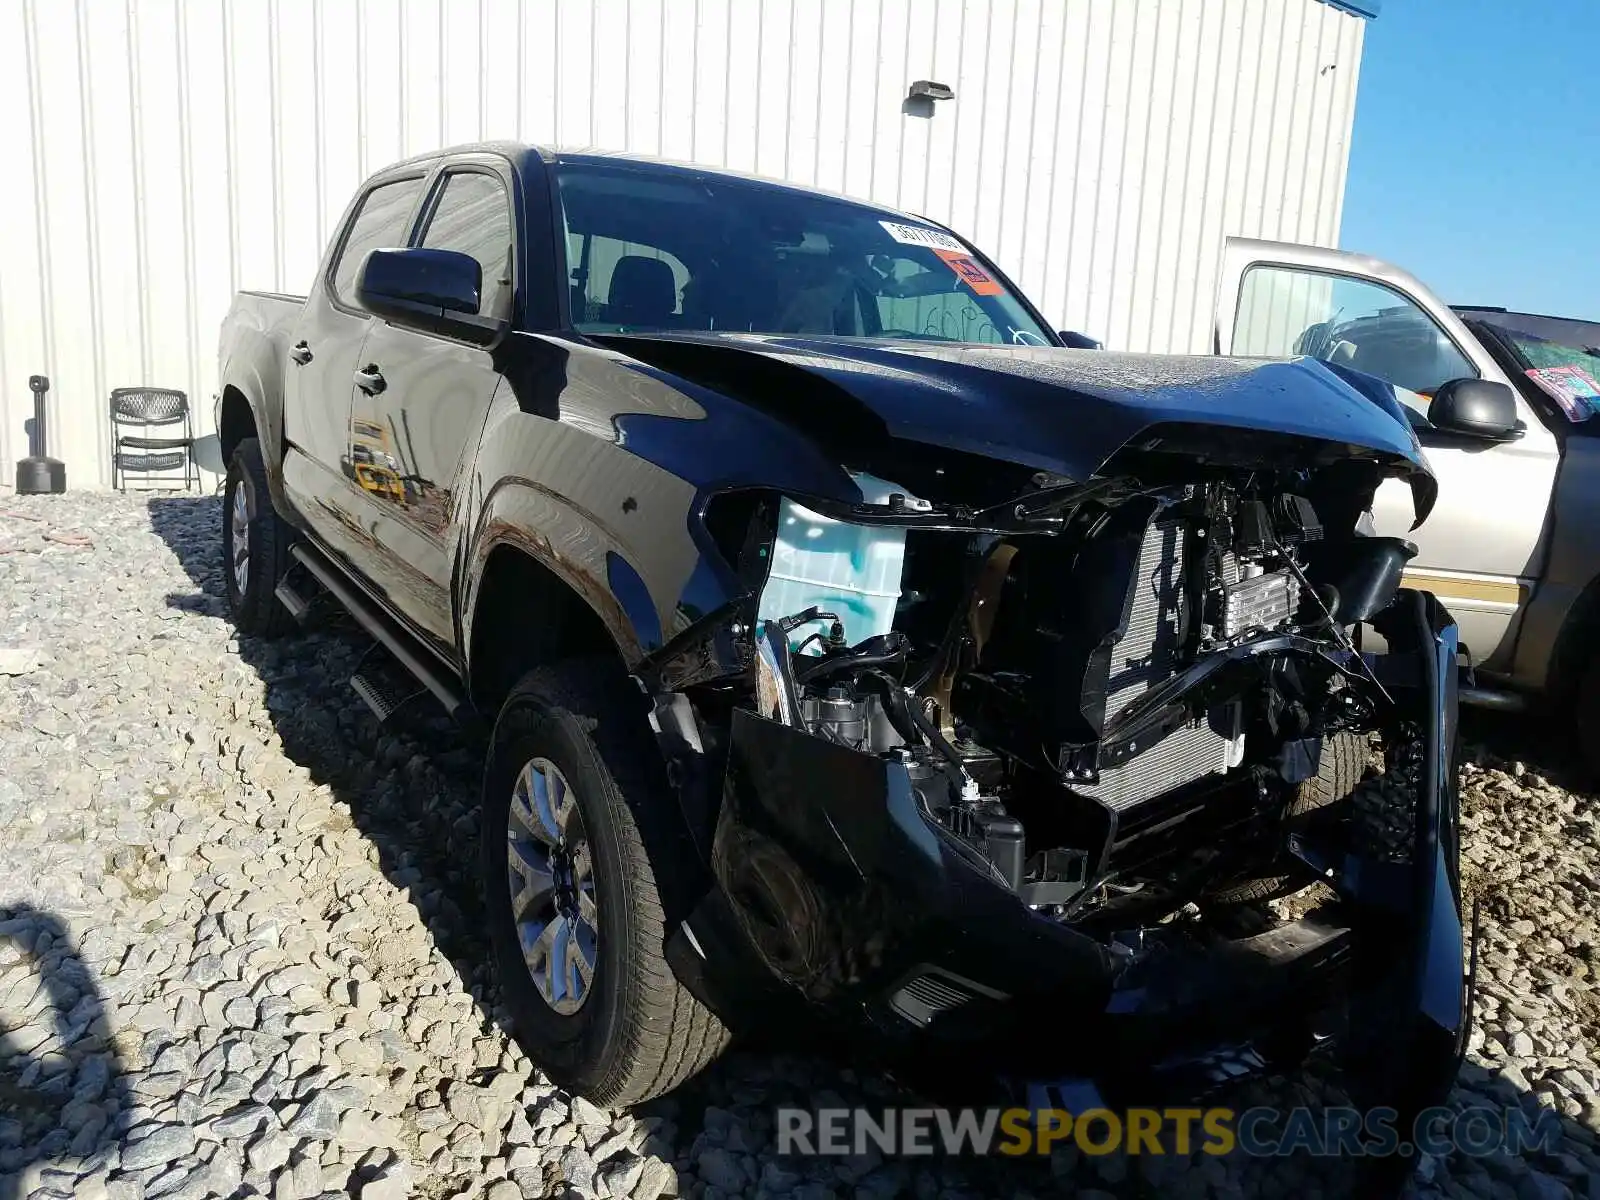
[934,249,1004,296]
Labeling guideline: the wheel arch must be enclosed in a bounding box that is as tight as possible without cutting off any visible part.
[218,385,257,465]
[215,371,293,520]
[465,539,635,716]
[1543,572,1600,703]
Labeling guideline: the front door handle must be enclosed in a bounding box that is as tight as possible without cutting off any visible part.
[353,365,387,395]
[289,341,313,365]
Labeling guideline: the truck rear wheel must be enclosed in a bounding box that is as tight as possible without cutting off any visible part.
[481,660,729,1105]
[223,437,297,638]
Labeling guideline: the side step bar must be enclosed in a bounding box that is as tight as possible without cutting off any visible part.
[288,542,467,720]
[350,670,424,723]
[272,576,314,625]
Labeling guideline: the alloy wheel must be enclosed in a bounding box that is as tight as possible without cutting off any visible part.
[506,757,600,1015]
[230,479,251,597]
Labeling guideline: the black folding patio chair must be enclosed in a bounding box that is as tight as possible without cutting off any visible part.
[109,387,199,492]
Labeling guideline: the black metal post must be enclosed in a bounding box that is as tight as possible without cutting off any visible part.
[29,374,47,458]
[15,374,67,494]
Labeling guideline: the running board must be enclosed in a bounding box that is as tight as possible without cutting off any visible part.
[288,542,467,719]
[272,576,314,625]
[350,669,423,724]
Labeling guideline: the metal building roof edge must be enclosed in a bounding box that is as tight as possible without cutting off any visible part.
[1319,0,1381,18]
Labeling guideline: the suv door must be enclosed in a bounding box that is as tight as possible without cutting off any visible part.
[344,160,518,649]
[281,172,429,552]
[1214,238,1560,673]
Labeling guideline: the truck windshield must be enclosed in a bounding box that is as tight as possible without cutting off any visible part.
[554,162,1052,346]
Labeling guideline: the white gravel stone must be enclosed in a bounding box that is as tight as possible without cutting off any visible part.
[120,1125,196,1171]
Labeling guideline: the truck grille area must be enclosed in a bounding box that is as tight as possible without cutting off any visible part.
[1076,517,1235,813]
[1075,719,1237,812]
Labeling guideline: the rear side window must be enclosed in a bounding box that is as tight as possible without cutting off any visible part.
[419,171,515,317]
[331,176,427,307]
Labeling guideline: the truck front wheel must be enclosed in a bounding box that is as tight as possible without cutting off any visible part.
[481,660,730,1105]
[223,437,297,638]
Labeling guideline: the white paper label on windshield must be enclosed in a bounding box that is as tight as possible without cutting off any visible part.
[878,220,966,252]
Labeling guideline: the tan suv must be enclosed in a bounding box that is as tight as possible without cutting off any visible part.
[1216,239,1600,759]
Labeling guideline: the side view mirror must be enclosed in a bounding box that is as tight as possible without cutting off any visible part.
[1057,330,1103,350]
[356,248,506,346]
[1426,378,1524,442]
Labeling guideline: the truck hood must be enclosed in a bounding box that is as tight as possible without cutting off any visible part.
[599,333,1437,522]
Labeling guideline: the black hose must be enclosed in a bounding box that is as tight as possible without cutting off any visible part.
[864,670,964,767]
[793,638,909,685]
[857,671,917,743]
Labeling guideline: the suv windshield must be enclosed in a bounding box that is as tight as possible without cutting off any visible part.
[1481,319,1600,422]
[555,162,1052,346]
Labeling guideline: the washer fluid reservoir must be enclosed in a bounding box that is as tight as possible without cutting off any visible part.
[756,473,915,653]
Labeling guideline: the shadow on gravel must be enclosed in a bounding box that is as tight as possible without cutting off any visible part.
[0,907,130,1200]
[1460,705,1596,795]
[146,499,516,1039]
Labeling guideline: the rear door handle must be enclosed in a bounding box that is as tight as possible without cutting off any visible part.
[353,365,386,395]
[289,341,313,365]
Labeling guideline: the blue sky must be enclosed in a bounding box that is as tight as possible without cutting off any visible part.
[1340,0,1600,320]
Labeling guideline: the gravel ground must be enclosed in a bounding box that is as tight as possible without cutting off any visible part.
[0,492,1597,1200]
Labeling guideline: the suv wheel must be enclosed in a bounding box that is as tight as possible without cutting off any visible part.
[223,437,297,637]
[481,660,729,1105]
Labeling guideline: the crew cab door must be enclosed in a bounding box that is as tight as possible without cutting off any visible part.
[1214,237,1560,673]
[343,160,517,649]
[281,172,428,555]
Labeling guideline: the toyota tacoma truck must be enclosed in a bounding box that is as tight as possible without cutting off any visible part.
[216,146,1468,1143]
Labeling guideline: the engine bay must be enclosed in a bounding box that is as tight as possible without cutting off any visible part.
[725,467,1417,927]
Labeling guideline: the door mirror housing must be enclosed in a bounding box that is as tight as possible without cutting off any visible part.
[1426,378,1524,442]
[356,248,506,345]
[1057,330,1103,350]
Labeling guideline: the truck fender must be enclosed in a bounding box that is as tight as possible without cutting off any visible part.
[217,311,292,517]
[460,479,665,676]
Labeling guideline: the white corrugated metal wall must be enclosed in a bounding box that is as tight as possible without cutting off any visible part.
[0,0,1366,490]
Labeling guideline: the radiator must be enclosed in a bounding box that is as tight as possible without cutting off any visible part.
[1075,518,1236,813]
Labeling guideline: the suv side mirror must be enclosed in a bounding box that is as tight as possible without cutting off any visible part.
[357,248,506,346]
[1426,378,1523,442]
[1057,330,1103,350]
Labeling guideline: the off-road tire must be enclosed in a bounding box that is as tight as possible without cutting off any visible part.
[1208,731,1367,905]
[223,438,297,638]
[481,659,729,1104]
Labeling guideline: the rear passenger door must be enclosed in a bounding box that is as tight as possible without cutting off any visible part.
[281,172,427,549]
[344,161,517,649]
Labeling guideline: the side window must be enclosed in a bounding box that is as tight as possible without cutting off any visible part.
[330,176,427,307]
[1234,266,1477,403]
[419,171,514,317]
[874,255,1005,344]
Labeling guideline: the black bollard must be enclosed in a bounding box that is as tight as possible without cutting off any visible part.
[15,374,67,494]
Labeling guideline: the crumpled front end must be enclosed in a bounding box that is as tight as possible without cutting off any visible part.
[665,590,1467,1119]
[632,352,1464,1130]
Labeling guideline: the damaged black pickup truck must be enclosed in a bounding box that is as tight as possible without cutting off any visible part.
[216,145,1469,1138]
